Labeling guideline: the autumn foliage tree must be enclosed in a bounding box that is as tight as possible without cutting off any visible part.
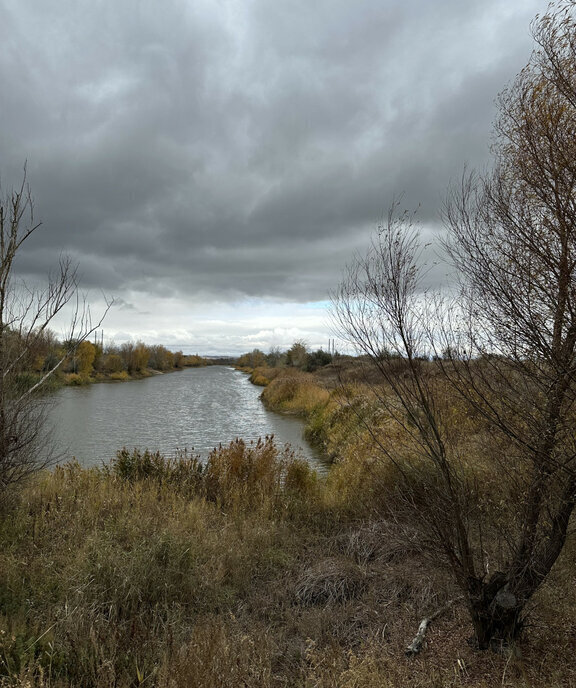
[237,349,267,368]
[334,1,576,649]
[75,340,96,377]
[120,341,149,375]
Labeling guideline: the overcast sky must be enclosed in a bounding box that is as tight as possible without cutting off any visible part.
[0,0,544,354]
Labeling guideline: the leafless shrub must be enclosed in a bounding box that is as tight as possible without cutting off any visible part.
[0,169,110,491]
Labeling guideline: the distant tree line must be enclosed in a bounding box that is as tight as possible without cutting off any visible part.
[21,329,209,383]
[236,340,334,372]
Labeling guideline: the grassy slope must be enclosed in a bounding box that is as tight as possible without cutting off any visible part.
[0,366,575,686]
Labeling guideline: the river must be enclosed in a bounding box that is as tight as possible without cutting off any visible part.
[46,365,324,468]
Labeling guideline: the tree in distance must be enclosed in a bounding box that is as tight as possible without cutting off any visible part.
[333,1,576,650]
[286,340,308,369]
[0,170,110,491]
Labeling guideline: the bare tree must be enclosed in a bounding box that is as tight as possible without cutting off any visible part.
[0,170,110,490]
[333,1,576,649]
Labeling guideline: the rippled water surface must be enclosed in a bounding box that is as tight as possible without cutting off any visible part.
[47,366,323,467]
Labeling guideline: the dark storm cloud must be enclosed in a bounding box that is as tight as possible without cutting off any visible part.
[0,0,543,303]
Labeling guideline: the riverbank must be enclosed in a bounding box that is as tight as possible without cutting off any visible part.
[2,363,576,685]
[245,361,387,471]
[63,365,185,386]
[1,443,574,687]
[57,345,215,387]
[61,356,216,387]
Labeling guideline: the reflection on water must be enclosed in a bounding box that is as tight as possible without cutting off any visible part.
[47,366,324,468]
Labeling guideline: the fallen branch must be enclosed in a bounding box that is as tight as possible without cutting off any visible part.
[405,596,463,657]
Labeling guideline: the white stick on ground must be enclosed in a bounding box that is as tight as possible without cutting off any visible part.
[405,597,463,657]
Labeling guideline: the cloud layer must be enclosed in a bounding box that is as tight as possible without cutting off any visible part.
[0,0,543,352]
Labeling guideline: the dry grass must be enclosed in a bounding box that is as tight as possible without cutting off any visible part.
[1,364,576,686]
[0,450,305,686]
[1,455,575,686]
[294,557,367,606]
[261,368,332,417]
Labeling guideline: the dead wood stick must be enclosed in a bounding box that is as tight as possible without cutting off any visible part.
[405,596,463,657]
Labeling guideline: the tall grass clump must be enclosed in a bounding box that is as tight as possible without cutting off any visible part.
[304,383,377,458]
[248,366,282,386]
[106,439,319,519]
[107,447,205,497]
[204,436,318,517]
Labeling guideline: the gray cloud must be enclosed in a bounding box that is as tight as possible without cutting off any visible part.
[0,0,544,314]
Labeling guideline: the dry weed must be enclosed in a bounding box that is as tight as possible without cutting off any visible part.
[295,557,367,607]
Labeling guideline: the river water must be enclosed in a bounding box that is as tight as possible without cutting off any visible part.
[46,366,323,468]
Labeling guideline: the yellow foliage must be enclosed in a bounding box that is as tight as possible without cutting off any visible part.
[185,354,208,367]
[133,341,149,372]
[102,353,125,374]
[109,370,130,381]
[64,372,89,386]
[31,353,45,372]
[76,340,96,377]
